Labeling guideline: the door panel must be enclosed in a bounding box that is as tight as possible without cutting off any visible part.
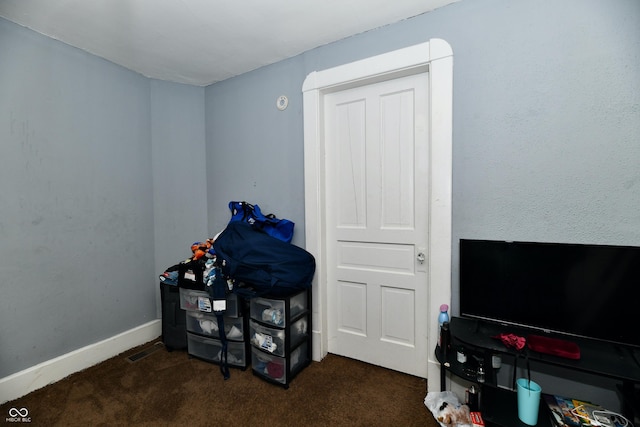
[337,281,367,336]
[380,286,415,346]
[335,100,367,228]
[380,89,416,230]
[337,241,415,274]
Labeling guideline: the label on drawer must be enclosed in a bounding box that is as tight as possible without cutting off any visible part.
[261,335,274,352]
[253,332,277,353]
[198,296,212,312]
[213,299,226,312]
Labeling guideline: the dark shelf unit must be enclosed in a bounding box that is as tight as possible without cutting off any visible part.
[435,345,552,427]
[249,289,312,389]
[617,383,640,426]
[437,316,640,426]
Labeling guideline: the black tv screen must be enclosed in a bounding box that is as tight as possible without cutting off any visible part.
[459,239,640,348]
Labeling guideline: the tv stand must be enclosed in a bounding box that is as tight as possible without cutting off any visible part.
[436,317,640,426]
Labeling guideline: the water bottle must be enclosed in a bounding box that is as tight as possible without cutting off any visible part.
[438,304,450,328]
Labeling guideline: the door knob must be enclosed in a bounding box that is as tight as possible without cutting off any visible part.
[417,252,426,264]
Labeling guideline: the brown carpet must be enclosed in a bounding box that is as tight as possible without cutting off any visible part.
[1,339,440,426]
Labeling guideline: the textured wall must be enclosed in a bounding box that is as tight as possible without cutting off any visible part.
[0,18,156,377]
[150,80,207,318]
[205,59,309,244]
[447,0,640,319]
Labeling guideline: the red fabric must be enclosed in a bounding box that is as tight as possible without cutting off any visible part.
[267,361,284,379]
[493,333,526,351]
[527,334,581,359]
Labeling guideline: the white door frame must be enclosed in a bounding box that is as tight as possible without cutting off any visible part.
[302,39,453,391]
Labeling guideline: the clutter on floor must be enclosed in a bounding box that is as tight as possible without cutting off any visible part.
[425,391,479,427]
[158,201,315,387]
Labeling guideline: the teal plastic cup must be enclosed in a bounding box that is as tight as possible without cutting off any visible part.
[516,378,542,425]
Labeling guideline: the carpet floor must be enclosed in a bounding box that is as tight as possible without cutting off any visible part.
[1,339,441,426]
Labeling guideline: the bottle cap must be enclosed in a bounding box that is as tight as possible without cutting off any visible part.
[440,304,449,312]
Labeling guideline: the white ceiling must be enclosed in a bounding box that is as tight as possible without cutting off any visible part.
[0,0,458,86]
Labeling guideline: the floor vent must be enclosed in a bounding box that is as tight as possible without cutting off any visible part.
[126,341,164,363]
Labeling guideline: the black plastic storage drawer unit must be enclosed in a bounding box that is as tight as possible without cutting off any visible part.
[249,289,311,388]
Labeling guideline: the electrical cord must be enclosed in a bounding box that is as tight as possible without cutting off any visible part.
[571,405,634,427]
[592,410,634,427]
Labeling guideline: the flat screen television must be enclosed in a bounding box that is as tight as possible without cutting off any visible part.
[459,239,640,348]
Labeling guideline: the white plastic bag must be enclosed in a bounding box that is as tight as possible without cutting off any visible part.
[424,391,472,427]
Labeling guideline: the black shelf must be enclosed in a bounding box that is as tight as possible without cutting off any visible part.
[438,316,640,425]
[451,317,640,383]
[616,383,640,424]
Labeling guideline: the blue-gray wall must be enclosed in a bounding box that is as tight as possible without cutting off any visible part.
[205,58,309,243]
[151,80,207,317]
[0,18,206,378]
[205,0,639,410]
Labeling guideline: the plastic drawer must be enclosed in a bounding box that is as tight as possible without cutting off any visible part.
[179,288,240,317]
[251,348,286,383]
[186,333,247,367]
[250,319,285,356]
[186,311,245,341]
[290,316,309,348]
[249,317,309,356]
[289,344,308,374]
[251,344,309,385]
[289,290,308,319]
[179,288,209,312]
[250,290,307,327]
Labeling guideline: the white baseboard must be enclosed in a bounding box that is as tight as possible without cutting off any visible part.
[0,319,161,405]
[311,330,323,362]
